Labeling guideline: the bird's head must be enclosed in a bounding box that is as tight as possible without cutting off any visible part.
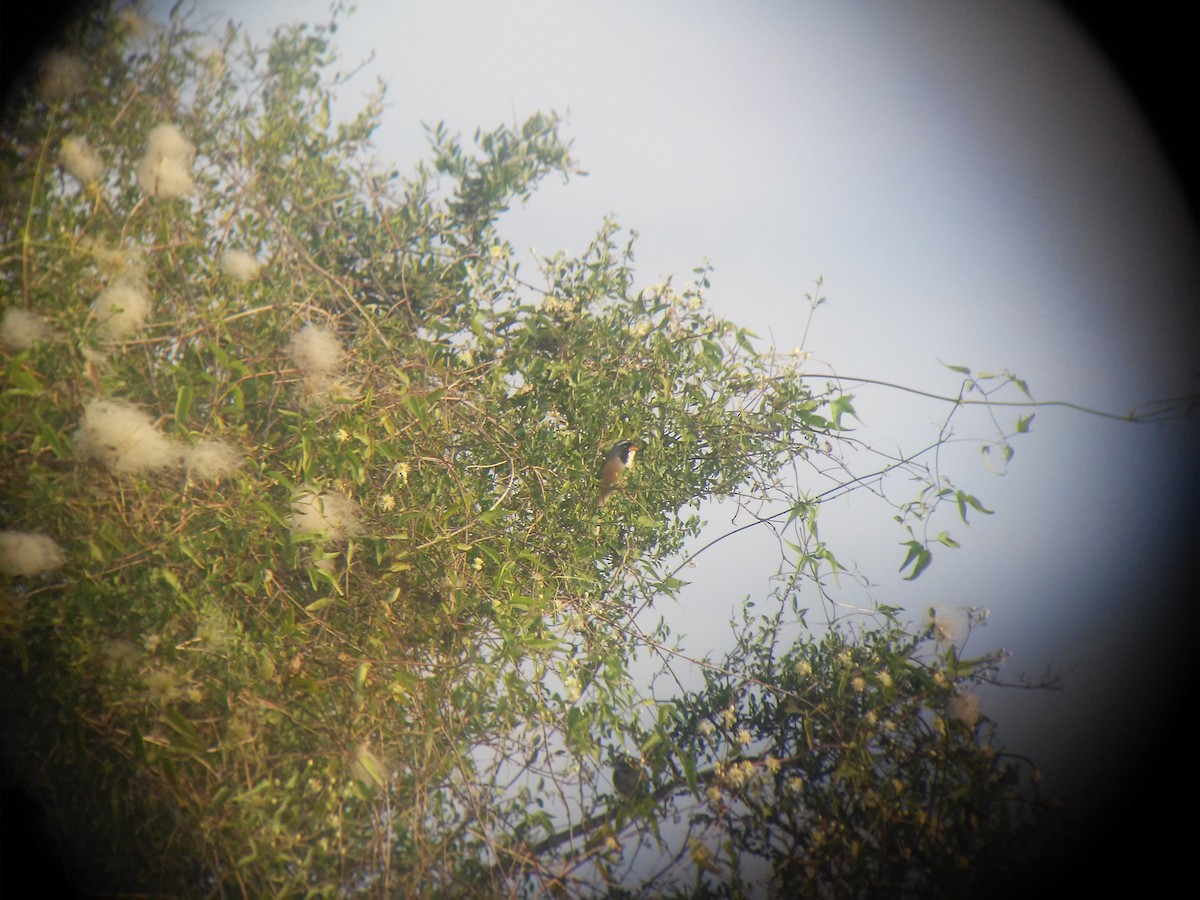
[609,440,638,468]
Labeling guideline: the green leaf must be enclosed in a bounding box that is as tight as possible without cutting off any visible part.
[175,384,193,423]
[954,491,994,523]
[827,394,857,429]
[4,365,42,393]
[785,501,811,525]
[682,753,698,795]
[156,568,185,596]
[654,575,688,593]
[209,786,232,812]
[164,708,202,750]
[934,531,960,548]
[131,723,147,763]
[352,744,386,792]
[700,338,724,366]
[899,540,932,580]
[1016,413,1034,433]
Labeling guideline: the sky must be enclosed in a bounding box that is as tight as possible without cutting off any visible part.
[151,0,1198,824]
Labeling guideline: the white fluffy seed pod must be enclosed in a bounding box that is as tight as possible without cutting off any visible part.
[219,249,263,283]
[136,123,196,199]
[59,135,106,186]
[288,324,344,379]
[1,308,56,351]
[290,489,362,541]
[0,531,67,576]
[948,691,983,727]
[184,439,244,481]
[90,278,151,340]
[36,51,87,102]
[74,399,181,474]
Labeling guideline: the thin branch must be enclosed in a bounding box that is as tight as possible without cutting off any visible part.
[808,372,1200,423]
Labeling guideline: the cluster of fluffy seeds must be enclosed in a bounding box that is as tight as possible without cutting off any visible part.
[926,606,967,645]
[948,691,983,727]
[219,249,263,283]
[117,5,156,39]
[184,439,244,481]
[290,489,362,541]
[288,323,355,403]
[59,135,106,186]
[73,399,246,483]
[288,323,343,377]
[73,399,182,474]
[1,308,57,351]
[77,237,144,280]
[89,277,151,340]
[36,51,87,101]
[0,530,67,576]
[136,123,196,199]
[4,71,376,589]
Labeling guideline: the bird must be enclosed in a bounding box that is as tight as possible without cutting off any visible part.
[612,754,647,798]
[599,440,638,506]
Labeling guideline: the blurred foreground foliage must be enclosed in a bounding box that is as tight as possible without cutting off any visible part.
[1,4,1052,896]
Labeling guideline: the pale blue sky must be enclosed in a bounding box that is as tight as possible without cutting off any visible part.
[166,0,1196,797]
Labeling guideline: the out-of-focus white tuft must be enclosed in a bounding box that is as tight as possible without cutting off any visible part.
[117,5,158,40]
[74,399,181,473]
[136,123,196,199]
[77,237,145,281]
[947,691,983,727]
[100,638,141,672]
[81,346,110,372]
[288,323,356,403]
[220,250,262,283]
[59,135,106,186]
[290,489,362,541]
[0,530,67,576]
[1,308,57,351]
[37,51,87,101]
[288,324,343,377]
[184,439,244,481]
[90,278,151,340]
[926,605,968,646]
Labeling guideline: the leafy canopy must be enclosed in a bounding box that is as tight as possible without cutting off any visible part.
[1,4,1051,896]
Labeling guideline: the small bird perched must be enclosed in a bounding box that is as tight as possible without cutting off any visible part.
[599,440,638,506]
[612,754,647,798]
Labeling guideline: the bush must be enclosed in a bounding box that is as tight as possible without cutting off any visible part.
[1,5,1052,896]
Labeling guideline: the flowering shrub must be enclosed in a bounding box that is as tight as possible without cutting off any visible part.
[0,4,1050,896]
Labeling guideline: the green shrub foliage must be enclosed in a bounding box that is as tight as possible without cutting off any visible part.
[1,5,1047,896]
